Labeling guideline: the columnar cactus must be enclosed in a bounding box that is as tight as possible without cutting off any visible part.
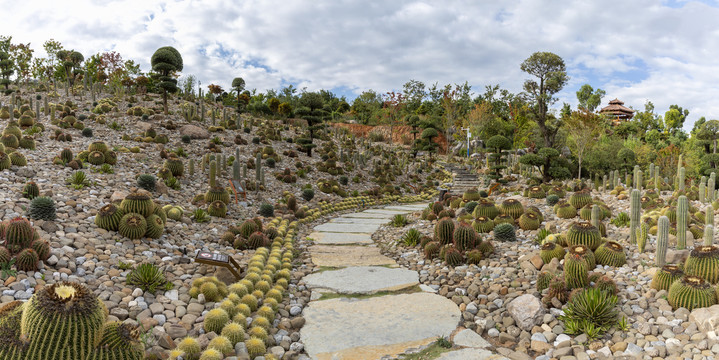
[591,205,601,229]
[679,167,686,191]
[705,225,714,246]
[636,170,643,192]
[710,176,717,202]
[637,222,648,253]
[708,205,715,228]
[677,195,688,249]
[649,162,655,179]
[700,181,706,203]
[656,215,669,266]
[232,159,240,180]
[189,158,195,176]
[209,160,217,188]
[603,175,608,192]
[255,153,262,185]
[630,189,641,244]
[655,167,661,190]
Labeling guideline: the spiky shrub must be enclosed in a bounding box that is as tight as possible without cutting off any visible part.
[564,253,589,289]
[499,199,524,219]
[537,271,555,292]
[555,202,577,219]
[569,191,592,209]
[518,212,541,230]
[400,228,422,247]
[545,277,568,305]
[472,200,498,219]
[493,214,514,226]
[540,242,566,264]
[120,192,154,218]
[208,200,228,218]
[208,335,233,355]
[29,239,50,262]
[668,275,718,311]
[466,249,483,264]
[204,308,230,334]
[28,196,56,221]
[88,141,108,154]
[22,181,39,199]
[637,222,649,253]
[91,321,144,360]
[127,263,169,293]
[221,322,246,346]
[656,215,670,266]
[15,248,39,271]
[650,264,684,291]
[559,287,618,338]
[95,204,125,231]
[165,158,184,177]
[245,338,267,359]
[198,349,222,360]
[493,223,516,242]
[247,231,269,249]
[434,218,455,245]
[136,174,156,192]
[16,282,112,360]
[546,194,559,206]
[118,213,148,240]
[684,245,719,284]
[443,246,463,266]
[424,241,440,259]
[5,217,35,253]
[594,241,626,267]
[453,223,478,251]
[472,216,494,233]
[145,214,165,239]
[567,222,601,250]
[239,219,259,238]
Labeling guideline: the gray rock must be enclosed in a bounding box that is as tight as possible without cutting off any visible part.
[302,266,418,294]
[506,294,545,331]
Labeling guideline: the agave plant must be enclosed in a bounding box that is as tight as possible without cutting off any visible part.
[559,287,618,339]
[67,170,91,189]
[610,212,631,227]
[399,228,422,246]
[390,214,408,227]
[165,176,181,190]
[192,208,209,223]
[126,263,172,293]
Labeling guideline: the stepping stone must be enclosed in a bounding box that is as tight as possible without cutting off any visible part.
[303,266,417,294]
[435,348,509,360]
[383,205,428,212]
[308,246,395,267]
[301,292,461,360]
[313,222,380,234]
[363,209,410,215]
[341,212,398,219]
[330,217,390,225]
[452,329,491,348]
[307,232,373,245]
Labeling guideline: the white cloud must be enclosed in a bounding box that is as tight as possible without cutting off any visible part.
[2,0,719,129]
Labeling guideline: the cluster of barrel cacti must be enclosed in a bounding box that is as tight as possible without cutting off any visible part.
[0,217,50,272]
[94,191,167,240]
[421,214,496,266]
[169,217,297,360]
[0,282,144,360]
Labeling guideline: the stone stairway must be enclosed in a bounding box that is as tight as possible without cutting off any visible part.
[298,203,507,360]
[445,164,482,195]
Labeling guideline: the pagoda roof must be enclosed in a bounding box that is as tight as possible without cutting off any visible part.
[599,98,635,115]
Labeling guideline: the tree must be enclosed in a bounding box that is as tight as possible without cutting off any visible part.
[664,105,689,135]
[151,46,183,115]
[486,135,512,183]
[57,50,84,95]
[564,109,603,179]
[520,51,569,148]
[232,77,245,112]
[402,79,426,113]
[519,147,571,182]
[0,36,13,93]
[351,90,382,124]
[9,42,33,87]
[208,84,223,102]
[575,84,605,112]
[383,91,404,144]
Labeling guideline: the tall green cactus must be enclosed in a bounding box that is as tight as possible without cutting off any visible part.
[657,215,669,266]
[603,175,608,192]
[637,222,648,253]
[700,181,706,203]
[625,173,631,188]
[705,225,714,246]
[630,189,641,244]
[636,170,643,192]
[707,205,714,228]
[649,162,655,179]
[591,205,601,229]
[677,195,688,249]
[679,167,686,191]
[189,158,194,176]
[232,159,240,180]
[255,153,262,185]
[710,175,717,202]
[209,160,217,188]
[655,166,660,190]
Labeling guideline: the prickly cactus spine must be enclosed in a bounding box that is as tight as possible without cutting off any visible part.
[630,189,641,244]
[677,195,688,250]
[656,215,669,266]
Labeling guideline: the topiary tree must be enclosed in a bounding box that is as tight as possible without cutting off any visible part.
[520,147,571,182]
[232,77,245,113]
[486,135,511,183]
[0,49,13,94]
[151,46,183,114]
[413,127,439,158]
[57,50,84,96]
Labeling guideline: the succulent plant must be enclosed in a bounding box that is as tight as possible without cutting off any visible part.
[537,271,555,292]
[493,222,516,242]
[164,158,184,177]
[569,190,592,209]
[0,151,11,170]
[564,253,589,289]
[434,217,455,245]
[136,174,157,192]
[668,275,718,311]
[471,216,494,233]
[221,322,246,346]
[472,200,499,219]
[5,217,35,253]
[15,247,39,271]
[566,244,596,270]
[245,338,267,359]
[208,200,228,218]
[443,246,463,266]
[29,239,50,261]
[540,242,566,264]
[145,214,165,239]
[499,199,524,219]
[684,245,719,284]
[554,202,577,219]
[566,222,601,250]
[518,212,541,230]
[87,150,105,165]
[594,241,626,267]
[453,223,478,251]
[118,213,148,240]
[95,203,125,231]
[650,264,684,291]
[423,241,440,259]
[204,308,230,334]
[120,192,154,218]
[259,203,274,217]
[22,181,39,199]
[127,263,169,293]
[28,196,56,221]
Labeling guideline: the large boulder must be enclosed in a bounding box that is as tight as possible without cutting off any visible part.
[507,294,545,331]
[180,124,209,139]
[690,304,719,334]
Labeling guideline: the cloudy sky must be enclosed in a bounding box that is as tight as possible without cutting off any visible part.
[2,0,719,130]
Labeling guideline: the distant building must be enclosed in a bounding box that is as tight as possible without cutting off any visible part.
[599,98,635,126]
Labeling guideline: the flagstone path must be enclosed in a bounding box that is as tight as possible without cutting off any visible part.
[299,203,508,360]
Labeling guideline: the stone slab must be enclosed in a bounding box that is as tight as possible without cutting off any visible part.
[452,329,491,348]
[301,292,461,360]
[383,205,428,211]
[313,222,380,234]
[362,209,411,215]
[330,217,391,225]
[435,348,508,360]
[307,232,373,245]
[341,212,398,219]
[308,245,396,267]
[303,266,417,294]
